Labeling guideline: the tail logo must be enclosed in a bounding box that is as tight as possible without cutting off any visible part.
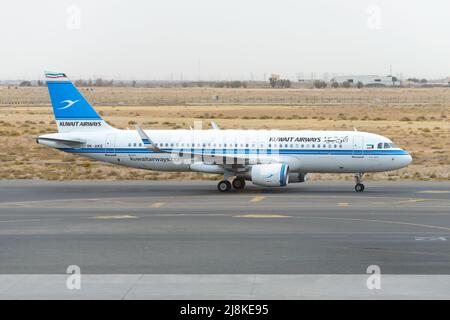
[58,99,80,110]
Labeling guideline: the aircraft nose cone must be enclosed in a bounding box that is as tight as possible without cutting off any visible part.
[404,153,412,166]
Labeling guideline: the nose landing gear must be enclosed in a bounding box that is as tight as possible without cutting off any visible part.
[354,173,365,192]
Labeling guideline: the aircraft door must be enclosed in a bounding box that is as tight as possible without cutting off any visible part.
[352,136,364,158]
[105,133,116,156]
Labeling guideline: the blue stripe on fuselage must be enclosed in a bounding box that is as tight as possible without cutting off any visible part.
[56,147,409,156]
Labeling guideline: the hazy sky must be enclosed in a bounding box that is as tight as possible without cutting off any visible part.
[1,0,449,80]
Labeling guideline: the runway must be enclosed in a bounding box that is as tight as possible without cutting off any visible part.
[0,180,449,275]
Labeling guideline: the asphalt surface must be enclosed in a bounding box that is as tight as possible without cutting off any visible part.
[0,180,449,274]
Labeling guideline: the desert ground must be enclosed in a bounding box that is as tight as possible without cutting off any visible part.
[0,86,449,181]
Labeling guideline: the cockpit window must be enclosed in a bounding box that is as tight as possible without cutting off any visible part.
[378,142,398,149]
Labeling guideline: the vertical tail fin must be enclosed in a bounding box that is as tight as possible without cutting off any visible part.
[45,72,115,132]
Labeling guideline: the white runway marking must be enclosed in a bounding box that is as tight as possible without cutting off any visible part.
[415,236,447,241]
[417,190,450,194]
[90,215,138,220]
[300,216,450,232]
[234,214,291,218]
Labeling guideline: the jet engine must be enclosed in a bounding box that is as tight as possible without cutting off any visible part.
[250,163,289,187]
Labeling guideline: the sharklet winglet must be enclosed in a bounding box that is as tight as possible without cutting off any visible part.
[211,121,220,130]
[135,125,163,152]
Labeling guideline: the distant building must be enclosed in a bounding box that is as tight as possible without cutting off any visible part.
[402,77,450,87]
[331,75,399,87]
[425,77,450,87]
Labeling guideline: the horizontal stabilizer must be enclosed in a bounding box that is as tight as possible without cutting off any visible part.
[36,136,84,148]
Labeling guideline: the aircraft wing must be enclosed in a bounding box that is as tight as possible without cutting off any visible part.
[135,125,274,167]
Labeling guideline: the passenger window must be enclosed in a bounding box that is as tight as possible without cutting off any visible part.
[128,143,131,147]
[312,144,315,148]
[133,143,137,147]
[378,143,383,149]
[384,143,390,149]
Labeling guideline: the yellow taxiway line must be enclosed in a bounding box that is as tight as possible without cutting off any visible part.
[250,196,265,203]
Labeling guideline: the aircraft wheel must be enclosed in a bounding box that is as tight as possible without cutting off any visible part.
[218,180,232,192]
[355,183,365,192]
[232,178,246,190]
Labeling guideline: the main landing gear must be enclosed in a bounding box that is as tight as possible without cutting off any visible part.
[354,172,365,192]
[217,180,231,192]
[232,177,246,190]
[217,177,246,192]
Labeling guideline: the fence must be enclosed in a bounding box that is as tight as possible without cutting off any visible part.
[1,94,449,106]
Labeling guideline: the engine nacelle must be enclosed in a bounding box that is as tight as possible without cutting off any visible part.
[251,163,289,187]
[288,173,308,183]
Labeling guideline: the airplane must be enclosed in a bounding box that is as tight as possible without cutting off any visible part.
[37,72,412,192]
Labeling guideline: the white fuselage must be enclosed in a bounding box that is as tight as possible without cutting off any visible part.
[38,129,412,174]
